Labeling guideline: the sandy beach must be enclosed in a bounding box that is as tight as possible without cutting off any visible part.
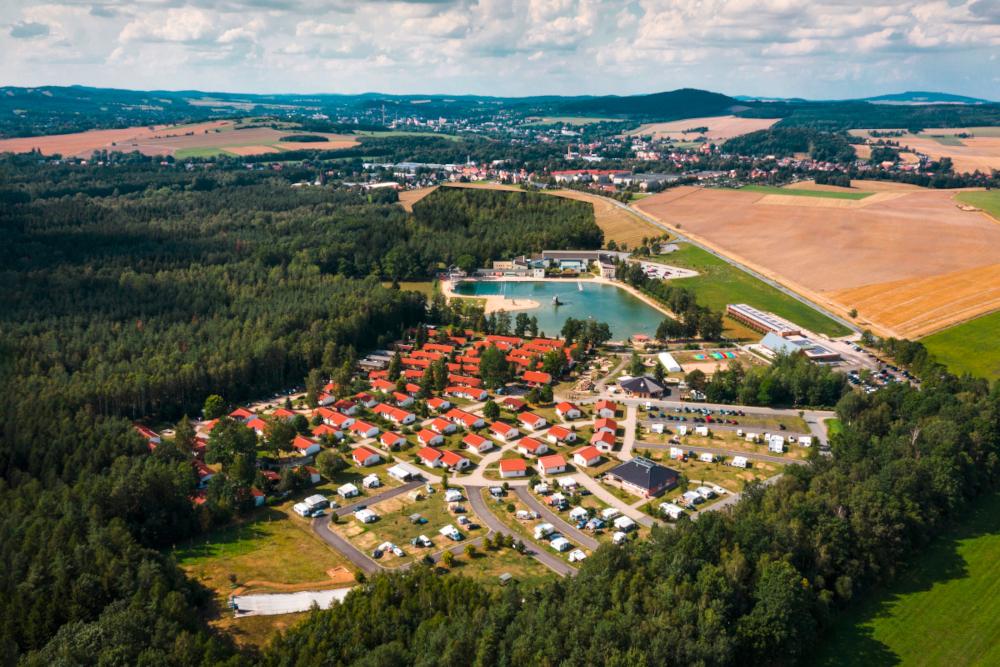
[440,279,541,313]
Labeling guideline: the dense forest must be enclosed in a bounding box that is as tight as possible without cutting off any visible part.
[0,158,602,665]
[738,100,1000,131]
[721,128,856,163]
[263,373,1000,666]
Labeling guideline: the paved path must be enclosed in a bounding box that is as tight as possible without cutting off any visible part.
[618,405,638,462]
[571,473,659,528]
[467,485,577,576]
[691,474,784,520]
[512,487,601,550]
[333,481,423,518]
[599,194,859,335]
[636,441,808,466]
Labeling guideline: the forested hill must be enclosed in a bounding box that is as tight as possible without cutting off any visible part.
[721,127,856,162]
[559,88,738,119]
[264,375,1000,667]
[0,158,599,665]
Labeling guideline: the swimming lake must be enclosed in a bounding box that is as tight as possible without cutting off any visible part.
[452,280,665,342]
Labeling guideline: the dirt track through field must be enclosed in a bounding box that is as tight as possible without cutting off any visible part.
[0,121,233,156]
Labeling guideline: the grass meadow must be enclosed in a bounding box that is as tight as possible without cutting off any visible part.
[955,190,1000,221]
[731,185,873,200]
[806,491,1000,667]
[659,243,852,337]
[922,309,1000,380]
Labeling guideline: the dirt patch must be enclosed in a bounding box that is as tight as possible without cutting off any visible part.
[354,532,377,548]
[398,186,438,212]
[785,180,926,193]
[343,524,364,537]
[625,115,780,141]
[225,145,281,156]
[375,496,408,513]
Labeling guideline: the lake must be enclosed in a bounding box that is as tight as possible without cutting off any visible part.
[453,280,665,342]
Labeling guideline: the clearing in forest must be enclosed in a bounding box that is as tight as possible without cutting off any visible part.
[398,186,439,212]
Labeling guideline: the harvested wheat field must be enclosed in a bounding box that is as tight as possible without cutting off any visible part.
[595,208,668,249]
[274,141,358,151]
[826,263,1000,338]
[398,186,438,212]
[106,127,357,157]
[785,180,926,193]
[635,187,1000,337]
[850,128,1000,175]
[754,192,906,209]
[546,189,615,214]
[626,115,780,141]
[0,121,233,156]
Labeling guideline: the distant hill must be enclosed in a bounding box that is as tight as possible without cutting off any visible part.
[860,92,994,105]
[557,88,738,120]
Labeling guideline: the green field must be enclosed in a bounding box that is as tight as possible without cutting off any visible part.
[174,146,233,159]
[922,310,1000,380]
[806,491,1000,667]
[381,281,438,297]
[918,134,967,146]
[661,243,852,337]
[825,418,843,437]
[729,185,873,200]
[955,190,1000,221]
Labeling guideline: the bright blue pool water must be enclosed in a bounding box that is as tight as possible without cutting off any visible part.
[452,280,664,342]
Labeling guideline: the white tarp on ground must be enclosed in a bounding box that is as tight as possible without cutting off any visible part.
[233,587,356,617]
[658,352,682,373]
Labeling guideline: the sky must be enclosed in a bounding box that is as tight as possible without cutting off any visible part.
[2,0,999,100]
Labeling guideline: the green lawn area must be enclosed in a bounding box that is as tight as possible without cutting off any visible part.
[728,185,873,200]
[381,281,437,297]
[806,491,1000,667]
[439,541,556,588]
[922,309,1000,380]
[825,418,843,436]
[955,190,1000,221]
[918,133,967,146]
[174,146,232,159]
[523,116,622,126]
[661,243,852,337]
[365,131,463,141]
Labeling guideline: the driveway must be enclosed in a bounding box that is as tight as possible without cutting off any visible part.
[511,487,600,550]
[691,474,784,520]
[467,485,577,576]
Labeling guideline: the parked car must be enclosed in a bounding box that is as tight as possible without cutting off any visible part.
[372,548,383,559]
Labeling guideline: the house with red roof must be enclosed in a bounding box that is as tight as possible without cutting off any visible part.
[380,432,406,450]
[312,423,343,440]
[410,350,442,361]
[193,460,215,488]
[333,399,358,415]
[354,392,379,408]
[445,409,485,429]
[517,437,548,457]
[405,383,421,396]
[371,379,396,393]
[272,408,298,421]
[572,445,603,467]
[448,374,482,388]
[292,436,321,457]
[427,397,452,412]
[445,386,488,401]
[595,400,618,418]
[546,425,577,444]
[502,397,527,412]
[423,343,455,354]
[594,418,617,434]
[590,430,616,452]
[487,335,523,346]
[403,369,424,380]
[348,421,379,439]
[192,437,208,460]
[304,466,321,484]
[317,407,355,429]
[251,487,266,506]
[403,357,432,369]
[430,418,457,435]
[463,433,493,454]
[246,417,268,435]
[200,419,219,433]
[556,401,582,419]
[351,446,381,467]
[441,450,471,470]
[488,421,519,441]
[499,458,527,478]
[229,408,254,422]
[133,425,161,449]
[417,430,444,447]
[317,392,337,406]
[522,370,552,385]
[392,392,414,407]
[537,454,567,475]
[372,403,416,426]
[416,445,445,466]
[519,412,547,431]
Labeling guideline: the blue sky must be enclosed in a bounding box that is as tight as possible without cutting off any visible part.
[3,0,998,100]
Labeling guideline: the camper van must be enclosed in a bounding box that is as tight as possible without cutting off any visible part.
[660,502,685,519]
[699,452,714,463]
[732,456,748,468]
[534,523,555,540]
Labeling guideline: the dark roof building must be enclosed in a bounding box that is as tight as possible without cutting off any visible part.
[619,376,667,398]
[606,457,679,498]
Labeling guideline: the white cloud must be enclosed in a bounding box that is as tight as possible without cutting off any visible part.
[120,9,212,43]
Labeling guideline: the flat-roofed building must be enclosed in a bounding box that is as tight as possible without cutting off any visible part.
[726,304,801,337]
